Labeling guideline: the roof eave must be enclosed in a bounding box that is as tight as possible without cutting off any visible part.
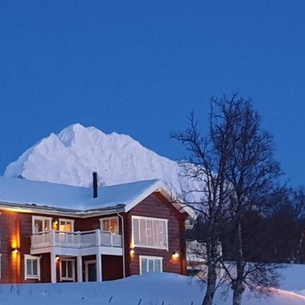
[0,201,126,218]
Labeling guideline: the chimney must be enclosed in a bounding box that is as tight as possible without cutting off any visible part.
[93,171,98,198]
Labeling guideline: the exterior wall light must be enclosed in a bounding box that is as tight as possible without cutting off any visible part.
[53,219,59,229]
[12,248,19,254]
[130,248,135,255]
[172,251,179,258]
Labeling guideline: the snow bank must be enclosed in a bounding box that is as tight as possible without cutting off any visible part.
[1,270,305,305]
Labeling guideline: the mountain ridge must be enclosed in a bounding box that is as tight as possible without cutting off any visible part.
[4,124,192,198]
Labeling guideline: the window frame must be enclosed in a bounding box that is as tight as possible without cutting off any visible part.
[99,216,119,234]
[60,258,75,282]
[24,254,41,280]
[58,218,75,232]
[132,216,168,250]
[139,255,163,275]
[32,216,53,233]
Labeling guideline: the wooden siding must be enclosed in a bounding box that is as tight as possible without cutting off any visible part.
[75,214,121,233]
[124,193,187,276]
[0,210,54,283]
[0,191,187,283]
[0,210,25,283]
[102,255,123,281]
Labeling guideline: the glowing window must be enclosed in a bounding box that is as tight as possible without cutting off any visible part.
[100,217,119,234]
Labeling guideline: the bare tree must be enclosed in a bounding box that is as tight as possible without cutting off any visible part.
[217,96,282,305]
[173,95,283,305]
[172,99,236,305]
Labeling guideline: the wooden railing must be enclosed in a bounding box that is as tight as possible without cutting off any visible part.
[31,229,122,249]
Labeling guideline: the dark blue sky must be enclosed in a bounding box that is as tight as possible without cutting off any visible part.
[1,1,305,186]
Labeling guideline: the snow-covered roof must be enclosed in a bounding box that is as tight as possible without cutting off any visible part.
[0,176,182,216]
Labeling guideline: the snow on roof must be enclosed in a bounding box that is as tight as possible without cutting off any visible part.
[0,176,168,215]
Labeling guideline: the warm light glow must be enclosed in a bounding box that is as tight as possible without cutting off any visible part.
[11,238,18,249]
[11,238,20,256]
[172,251,179,258]
[5,207,34,213]
[53,220,59,229]
[130,248,135,255]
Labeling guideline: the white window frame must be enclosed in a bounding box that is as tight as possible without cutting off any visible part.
[24,254,41,280]
[139,255,163,275]
[60,258,75,281]
[132,216,168,250]
[58,218,75,232]
[32,216,53,233]
[99,217,119,234]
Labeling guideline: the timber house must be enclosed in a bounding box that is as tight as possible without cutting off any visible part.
[0,174,188,283]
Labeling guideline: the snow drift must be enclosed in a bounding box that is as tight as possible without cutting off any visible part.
[1,267,305,305]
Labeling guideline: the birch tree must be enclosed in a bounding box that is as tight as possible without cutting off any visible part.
[173,95,282,305]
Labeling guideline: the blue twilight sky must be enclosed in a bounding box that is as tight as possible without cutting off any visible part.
[1,1,305,186]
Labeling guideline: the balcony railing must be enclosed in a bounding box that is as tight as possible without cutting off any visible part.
[31,229,122,249]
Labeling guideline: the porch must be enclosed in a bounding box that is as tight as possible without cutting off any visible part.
[31,229,122,255]
[31,229,124,283]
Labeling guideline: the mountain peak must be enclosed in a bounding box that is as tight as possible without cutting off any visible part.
[57,123,97,147]
[4,124,192,198]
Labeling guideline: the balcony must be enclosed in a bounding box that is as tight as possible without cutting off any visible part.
[31,229,123,256]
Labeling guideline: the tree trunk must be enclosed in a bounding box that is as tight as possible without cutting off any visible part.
[232,281,243,305]
[202,263,217,305]
[232,222,245,305]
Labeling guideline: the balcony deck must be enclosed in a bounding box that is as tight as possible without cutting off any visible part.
[31,229,123,256]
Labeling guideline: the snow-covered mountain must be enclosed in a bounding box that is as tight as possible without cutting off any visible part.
[4,124,193,197]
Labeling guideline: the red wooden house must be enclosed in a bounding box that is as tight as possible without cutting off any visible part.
[0,174,188,283]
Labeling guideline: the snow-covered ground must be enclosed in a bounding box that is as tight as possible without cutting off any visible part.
[1,265,305,305]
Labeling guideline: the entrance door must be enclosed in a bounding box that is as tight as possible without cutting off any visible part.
[85,260,97,282]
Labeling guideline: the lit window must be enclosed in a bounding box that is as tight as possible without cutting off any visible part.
[140,256,163,274]
[60,259,75,281]
[32,216,52,233]
[132,216,168,249]
[24,255,41,280]
[100,217,119,234]
[59,219,74,232]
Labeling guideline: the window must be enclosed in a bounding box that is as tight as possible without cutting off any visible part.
[100,217,119,234]
[60,259,75,281]
[59,219,74,232]
[132,216,168,249]
[24,255,41,280]
[32,216,52,233]
[140,256,163,274]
